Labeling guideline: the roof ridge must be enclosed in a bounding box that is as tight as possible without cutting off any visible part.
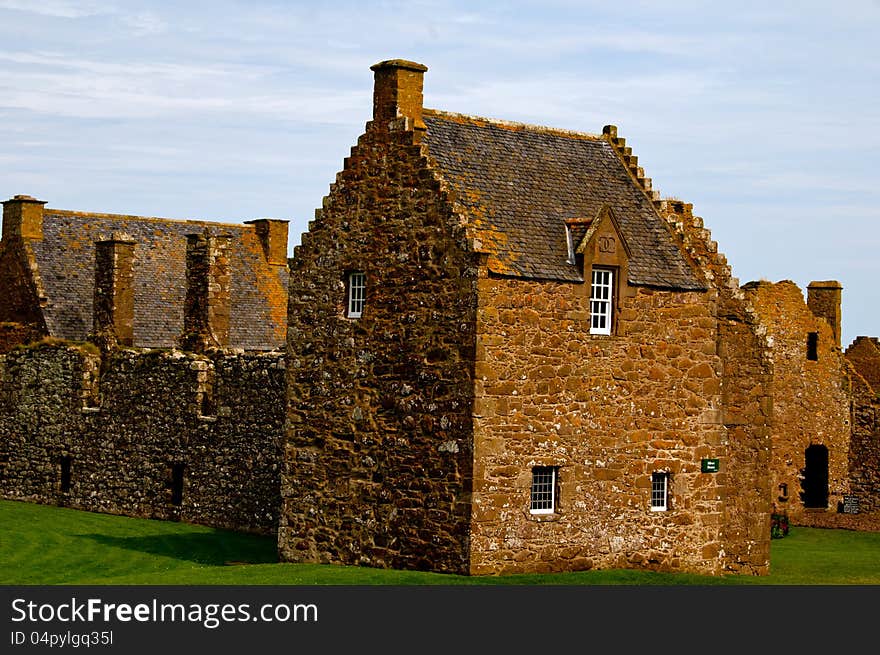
[43,208,258,230]
[423,108,601,140]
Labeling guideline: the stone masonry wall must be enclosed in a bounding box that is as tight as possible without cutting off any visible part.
[472,277,736,575]
[846,364,880,512]
[279,123,479,573]
[0,342,285,534]
[0,238,47,351]
[656,200,773,574]
[606,129,773,574]
[846,337,880,390]
[743,280,850,521]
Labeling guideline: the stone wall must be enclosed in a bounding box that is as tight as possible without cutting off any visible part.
[743,280,851,520]
[846,337,880,390]
[0,237,47,352]
[0,323,44,355]
[279,121,480,573]
[0,342,285,534]
[656,199,773,575]
[472,275,749,575]
[846,364,880,512]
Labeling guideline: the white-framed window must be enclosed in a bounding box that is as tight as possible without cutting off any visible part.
[530,466,557,514]
[590,268,613,335]
[651,472,669,511]
[346,271,366,318]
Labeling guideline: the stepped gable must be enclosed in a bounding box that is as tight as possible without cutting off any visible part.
[31,209,289,350]
[421,109,704,290]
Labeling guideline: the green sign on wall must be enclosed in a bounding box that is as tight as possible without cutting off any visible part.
[701,458,720,473]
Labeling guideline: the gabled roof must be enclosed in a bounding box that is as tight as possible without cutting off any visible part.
[422,109,704,290]
[30,209,288,350]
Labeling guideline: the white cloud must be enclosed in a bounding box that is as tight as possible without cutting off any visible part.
[0,0,108,18]
[120,11,167,36]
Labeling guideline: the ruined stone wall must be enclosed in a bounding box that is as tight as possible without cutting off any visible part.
[0,343,284,534]
[0,323,44,355]
[279,124,479,573]
[743,280,850,520]
[846,337,880,391]
[846,366,880,512]
[471,277,733,575]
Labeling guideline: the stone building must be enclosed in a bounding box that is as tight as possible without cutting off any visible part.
[739,281,880,519]
[845,336,880,513]
[742,280,851,520]
[279,59,774,576]
[0,196,289,534]
[1,58,876,577]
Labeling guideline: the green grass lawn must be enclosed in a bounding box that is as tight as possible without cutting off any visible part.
[2,499,879,585]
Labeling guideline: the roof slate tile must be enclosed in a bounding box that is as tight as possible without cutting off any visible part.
[422,110,704,290]
[32,210,288,350]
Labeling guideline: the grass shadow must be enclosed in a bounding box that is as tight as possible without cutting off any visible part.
[74,531,277,567]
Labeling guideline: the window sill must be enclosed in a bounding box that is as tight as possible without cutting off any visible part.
[528,512,563,522]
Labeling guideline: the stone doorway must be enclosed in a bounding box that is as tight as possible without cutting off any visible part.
[801,445,829,509]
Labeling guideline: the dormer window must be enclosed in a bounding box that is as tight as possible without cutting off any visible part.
[589,268,613,335]
[346,271,366,318]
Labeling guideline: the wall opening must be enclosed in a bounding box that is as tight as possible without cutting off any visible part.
[801,445,829,509]
[806,332,818,361]
[200,385,215,417]
[170,463,185,507]
[59,455,72,494]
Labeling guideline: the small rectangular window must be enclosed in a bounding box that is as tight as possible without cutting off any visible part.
[530,466,557,514]
[590,268,613,335]
[651,472,668,511]
[347,271,366,318]
[807,332,818,361]
[60,455,72,494]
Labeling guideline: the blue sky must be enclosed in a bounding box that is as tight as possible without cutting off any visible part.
[0,1,877,347]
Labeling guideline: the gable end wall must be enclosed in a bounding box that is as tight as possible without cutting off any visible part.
[279,122,479,573]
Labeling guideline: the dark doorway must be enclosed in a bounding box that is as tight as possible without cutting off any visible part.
[801,445,829,508]
[59,455,72,494]
[170,463,185,506]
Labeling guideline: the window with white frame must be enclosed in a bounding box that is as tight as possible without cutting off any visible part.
[530,466,557,514]
[590,268,613,335]
[346,271,366,318]
[651,472,669,511]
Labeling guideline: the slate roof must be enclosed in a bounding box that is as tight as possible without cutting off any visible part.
[30,210,288,350]
[422,110,704,290]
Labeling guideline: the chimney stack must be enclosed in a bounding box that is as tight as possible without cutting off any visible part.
[807,280,843,348]
[93,235,136,350]
[182,231,232,352]
[2,195,46,241]
[370,59,428,137]
[244,218,289,266]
